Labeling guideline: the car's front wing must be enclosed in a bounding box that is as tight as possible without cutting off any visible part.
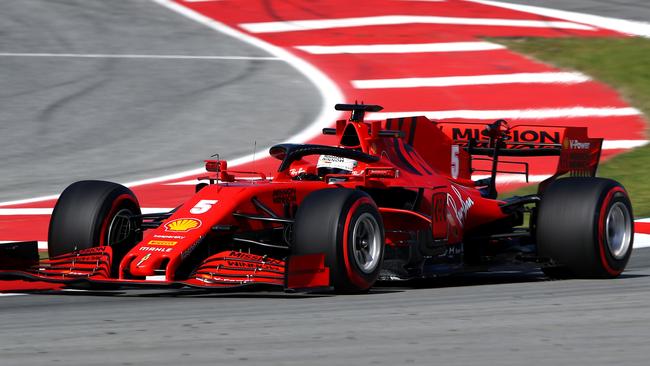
[0,242,330,293]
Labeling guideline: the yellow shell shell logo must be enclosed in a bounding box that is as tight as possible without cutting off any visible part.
[165,218,202,232]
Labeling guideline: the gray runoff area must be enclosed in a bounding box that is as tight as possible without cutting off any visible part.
[0,0,319,202]
[1,1,650,366]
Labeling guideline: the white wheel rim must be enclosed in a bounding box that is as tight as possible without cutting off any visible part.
[605,202,632,260]
[352,213,382,274]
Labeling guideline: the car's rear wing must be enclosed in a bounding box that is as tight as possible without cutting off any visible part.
[436,120,603,196]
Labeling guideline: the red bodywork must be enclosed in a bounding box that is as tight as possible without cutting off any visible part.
[0,106,603,291]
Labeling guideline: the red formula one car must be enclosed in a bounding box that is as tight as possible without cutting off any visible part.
[0,103,634,293]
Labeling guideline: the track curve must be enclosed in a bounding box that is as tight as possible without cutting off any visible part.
[0,0,320,202]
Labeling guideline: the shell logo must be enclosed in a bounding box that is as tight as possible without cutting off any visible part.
[164,218,202,232]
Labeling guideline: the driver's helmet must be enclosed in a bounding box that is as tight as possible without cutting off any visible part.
[317,155,358,177]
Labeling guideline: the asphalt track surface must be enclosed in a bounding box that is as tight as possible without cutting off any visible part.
[2,1,650,366]
[0,0,319,202]
[1,253,650,366]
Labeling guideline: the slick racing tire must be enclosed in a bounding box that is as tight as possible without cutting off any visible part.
[48,180,141,258]
[536,177,634,279]
[293,189,385,293]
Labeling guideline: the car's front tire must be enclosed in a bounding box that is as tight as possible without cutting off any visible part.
[48,180,141,259]
[292,189,385,293]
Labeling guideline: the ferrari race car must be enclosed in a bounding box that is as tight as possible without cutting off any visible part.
[0,103,634,293]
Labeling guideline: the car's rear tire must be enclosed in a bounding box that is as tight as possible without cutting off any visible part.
[48,180,141,259]
[293,189,385,293]
[536,177,634,279]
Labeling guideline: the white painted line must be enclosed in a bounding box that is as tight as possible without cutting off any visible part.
[166,177,270,185]
[0,136,638,208]
[295,41,505,54]
[634,233,650,249]
[167,180,206,186]
[0,294,29,297]
[83,208,169,215]
[352,72,589,89]
[0,143,640,208]
[150,0,343,144]
[472,174,650,186]
[637,218,650,223]
[0,208,52,215]
[0,1,343,208]
[0,208,173,215]
[602,140,649,150]
[137,1,341,179]
[239,15,595,33]
[472,174,550,184]
[0,53,280,61]
[0,194,61,207]
[464,0,650,38]
[0,241,48,250]
[369,107,641,120]
[168,179,209,186]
